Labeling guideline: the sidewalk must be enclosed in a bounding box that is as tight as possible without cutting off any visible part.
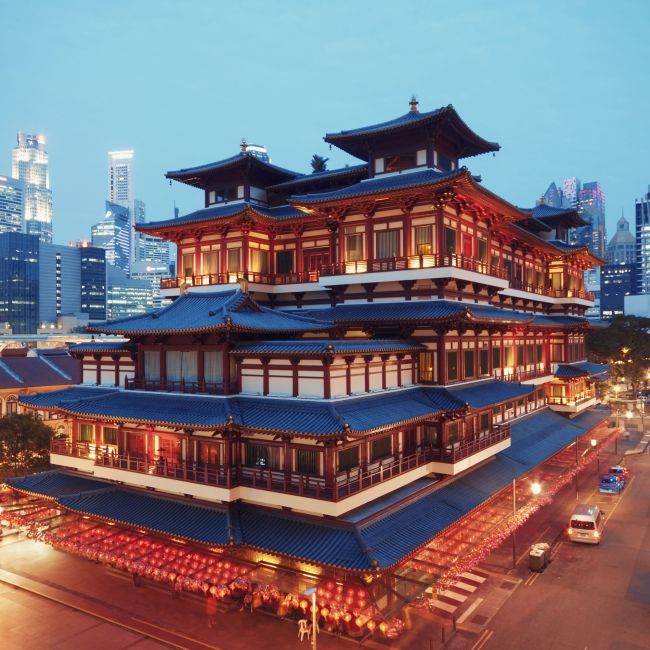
[0,535,351,650]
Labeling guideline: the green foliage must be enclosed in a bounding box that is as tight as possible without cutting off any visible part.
[587,315,650,394]
[310,154,329,173]
[0,413,51,478]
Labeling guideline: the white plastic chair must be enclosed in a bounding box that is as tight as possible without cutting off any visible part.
[298,619,311,641]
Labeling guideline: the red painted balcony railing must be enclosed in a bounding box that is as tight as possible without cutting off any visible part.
[161,270,318,289]
[124,377,224,395]
[320,254,507,280]
[493,366,552,382]
[52,424,511,502]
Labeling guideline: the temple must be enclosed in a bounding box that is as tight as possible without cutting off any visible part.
[8,100,611,640]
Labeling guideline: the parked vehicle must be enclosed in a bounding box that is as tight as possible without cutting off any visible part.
[599,474,624,494]
[609,465,629,481]
[568,504,604,544]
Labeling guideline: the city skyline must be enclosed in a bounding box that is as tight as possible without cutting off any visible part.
[1,1,649,247]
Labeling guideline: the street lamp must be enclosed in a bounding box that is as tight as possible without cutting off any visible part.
[591,439,599,474]
[512,479,543,568]
[304,587,318,650]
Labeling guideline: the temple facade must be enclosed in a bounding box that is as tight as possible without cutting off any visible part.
[10,101,610,639]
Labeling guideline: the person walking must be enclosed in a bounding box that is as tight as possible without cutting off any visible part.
[206,595,218,628]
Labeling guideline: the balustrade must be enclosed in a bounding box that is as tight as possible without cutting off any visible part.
[51,424,512,502]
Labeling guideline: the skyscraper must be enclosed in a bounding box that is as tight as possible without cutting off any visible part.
[12,133,53,244]
[635,186,650,294]
[108,150,134,207]
[576,181,606,258]
[38,242,107,327]
[0,232,39,333]
[606,213,636,265]
[0,175,23,234]
[91,201,131,274]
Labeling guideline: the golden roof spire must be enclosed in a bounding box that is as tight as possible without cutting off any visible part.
[409,94,418,112]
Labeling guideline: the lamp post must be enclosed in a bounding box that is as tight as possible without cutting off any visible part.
[304,587,317,650]
[575,436,579,500]
[591,438,599,474]
[511,480,543,568]
[512,478,517,569]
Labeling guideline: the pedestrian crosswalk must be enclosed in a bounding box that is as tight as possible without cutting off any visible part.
[424,568,488,617]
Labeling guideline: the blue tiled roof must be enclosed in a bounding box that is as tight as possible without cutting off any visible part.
[166,153,300,183]
[87,290,331,336]
[554,362,609,379]
[232,339,425,356]
[138,202,306,233]
[353,408,609,568]
[18,386,119,408]
[267,165,368,191]
[18,386,464,435]
[547,239,588,253]
[59,488,232,545]
[529,204,585,226]
[324,105,500,160]
[299,300,533,326]
[446,380,535,409]
[68,342,131,353]
[6,470,110,498]
[237,506,368,569]
[139,203,249,231]
[11,406,609,570]
[291,168,464,205]
[531,314,589,327]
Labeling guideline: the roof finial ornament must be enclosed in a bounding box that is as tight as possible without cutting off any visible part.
[240,137,248,154]
[409,94,418,112]
[539,195,545,205]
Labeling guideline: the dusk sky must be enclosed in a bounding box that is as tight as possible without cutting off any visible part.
[1,0,648,245]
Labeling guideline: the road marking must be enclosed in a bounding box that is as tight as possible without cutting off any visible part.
[472,628,494,650]
[524,572,540,587]
[130,617,220,649]
[457,597,483,624]
[604,475,634,523]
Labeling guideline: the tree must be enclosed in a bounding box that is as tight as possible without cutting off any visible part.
[586,315,650,394]
[0,413,52,478]
[310,154,329,173]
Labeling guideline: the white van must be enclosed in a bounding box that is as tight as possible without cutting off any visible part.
[567,504,604,544]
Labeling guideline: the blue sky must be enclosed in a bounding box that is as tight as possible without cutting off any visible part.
[1,0,648,244]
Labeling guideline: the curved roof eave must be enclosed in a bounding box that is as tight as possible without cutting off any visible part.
[324,105,500,160]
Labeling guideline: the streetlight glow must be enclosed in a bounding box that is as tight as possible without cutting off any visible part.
[531,481,542,495]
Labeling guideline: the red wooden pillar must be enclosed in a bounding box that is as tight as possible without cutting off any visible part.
[324,442,335,490]
[436,332,446,384]
[291,358,299,397]
[381,355,388,389]
[323,359,332,399]
[411,353,417,385]
[339,226,346,267]
[345,357,353,396]
[363,356,372,393]
[403,211,412,258]
[113,356,119,387]
[135,344,143,383]
[262,358,270,396]
[365,219,374,263]
[436,206,446,262]
[396,355,403,387]
[159,346,166,389]
[197,346,205,389]
[194,237,201,280]
[234,358,242,394]
[94,354,101,385]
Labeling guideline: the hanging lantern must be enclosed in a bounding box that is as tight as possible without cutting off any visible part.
[367,620,376,632]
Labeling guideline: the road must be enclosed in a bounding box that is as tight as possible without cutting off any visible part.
[474,443,650,650]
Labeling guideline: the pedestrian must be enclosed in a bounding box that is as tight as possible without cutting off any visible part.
[240,591,253,612]
[206,595,218,628]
